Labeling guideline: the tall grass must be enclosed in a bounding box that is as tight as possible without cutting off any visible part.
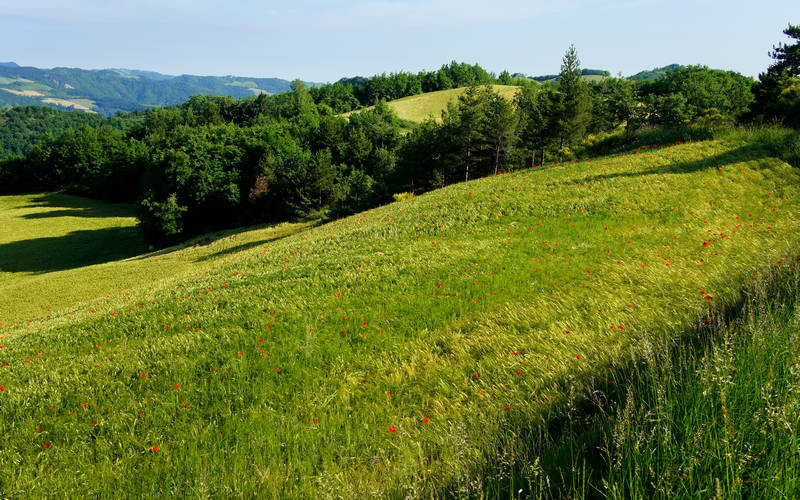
[1,135,799,497]
[480,261,800,499]
[582,123,800,169]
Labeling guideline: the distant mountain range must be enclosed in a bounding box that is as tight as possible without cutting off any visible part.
[0,61,682,116]
[0,62,317,116]
[527,65,682,83]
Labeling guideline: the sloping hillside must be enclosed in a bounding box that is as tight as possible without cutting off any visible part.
[0,63,303,115]
[345,84,520,122]
[1,138,798,496]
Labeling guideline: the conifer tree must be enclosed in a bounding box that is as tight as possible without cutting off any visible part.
[556,44,591,153]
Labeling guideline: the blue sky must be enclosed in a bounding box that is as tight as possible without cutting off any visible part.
[1,1,797,82]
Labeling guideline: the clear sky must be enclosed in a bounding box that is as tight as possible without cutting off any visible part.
[1,1,797,82]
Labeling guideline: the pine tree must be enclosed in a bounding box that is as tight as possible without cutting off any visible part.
[752,23,800,125]
[556,45,592,154]
[483,90,516,175]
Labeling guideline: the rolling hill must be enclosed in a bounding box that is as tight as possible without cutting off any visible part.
[628,63,683,81]
[344,84,521,122]
[1,136,798,496]
[0,63,312,116]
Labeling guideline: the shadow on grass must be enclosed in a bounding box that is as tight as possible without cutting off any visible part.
[19,193,137,219]
[0,226,148,273]
[194,219,322,261]
[133,219,321,262]
[569,143,775,186]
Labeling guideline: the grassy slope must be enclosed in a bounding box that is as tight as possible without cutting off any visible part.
[0,193,313,325]
[345,84,520,122]
[1,139,800,496]
[490,262,800,498]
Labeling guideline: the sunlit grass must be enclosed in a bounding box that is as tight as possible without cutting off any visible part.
[0,192,314,324]
[1,137,799,496]
[483,262,800,498]
[344,84,520,122]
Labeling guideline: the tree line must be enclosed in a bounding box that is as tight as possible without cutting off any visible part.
[309,61,529,113]
[0,25,797,247]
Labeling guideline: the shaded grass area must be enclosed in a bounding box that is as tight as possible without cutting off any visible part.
[477,262,800,499]
[0,192,316,323]
[0,137,799,496]
[0,192,147,273]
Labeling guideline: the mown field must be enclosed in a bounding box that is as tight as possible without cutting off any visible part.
[344,84,520,122]
[1,137,799,497]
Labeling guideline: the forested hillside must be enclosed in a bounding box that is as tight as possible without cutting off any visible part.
[1,26,798,249]
[0,64,303,115]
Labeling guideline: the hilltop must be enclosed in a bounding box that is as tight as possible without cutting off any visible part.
[343,84,521,122]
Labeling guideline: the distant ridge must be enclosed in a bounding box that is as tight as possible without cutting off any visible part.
[529,68,611,82]
[0,62,316,115]
[107,68,176,81]
[627,64,682,81]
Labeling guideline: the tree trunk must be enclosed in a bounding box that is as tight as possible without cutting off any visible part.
[494,137,501,175]
[465,128,472,182]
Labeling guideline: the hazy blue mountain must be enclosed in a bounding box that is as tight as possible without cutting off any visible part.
[0,63,311,115]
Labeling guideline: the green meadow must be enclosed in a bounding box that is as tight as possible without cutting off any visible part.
[1,137,799,497]
[0,193,314,325]
[344,84,520,122]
